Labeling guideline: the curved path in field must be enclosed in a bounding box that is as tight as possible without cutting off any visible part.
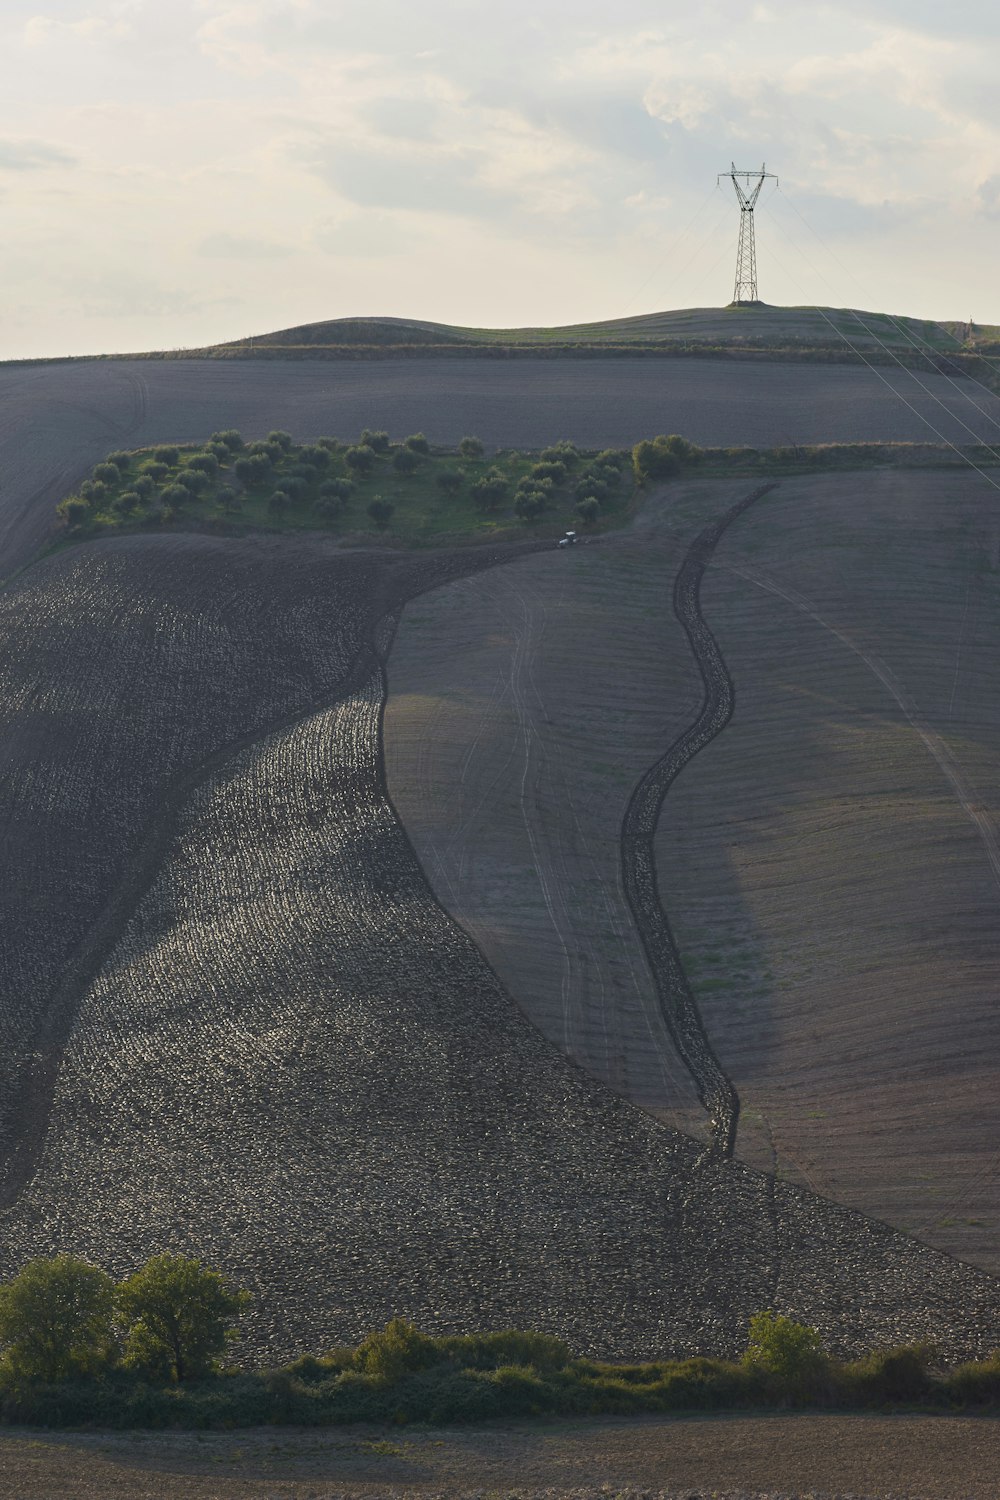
[4,355,1000,574]
[621,483,776,1155]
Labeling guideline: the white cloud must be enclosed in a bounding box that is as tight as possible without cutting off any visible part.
[2,0,1000,356]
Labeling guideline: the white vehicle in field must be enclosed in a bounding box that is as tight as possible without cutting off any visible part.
[557,531,578,548]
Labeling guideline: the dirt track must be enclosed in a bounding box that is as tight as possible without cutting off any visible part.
[386,469,1000,1276]
[5,355,1000,575]
[620,482,776,1154]
[1,1413,998,1499]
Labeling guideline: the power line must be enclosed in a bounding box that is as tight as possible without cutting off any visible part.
[759,194,1000,456]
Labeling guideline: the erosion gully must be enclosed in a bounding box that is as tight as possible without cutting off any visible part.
[621,482,777,1157]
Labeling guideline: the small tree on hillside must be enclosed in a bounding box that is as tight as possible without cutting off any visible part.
[367,497,395,528]
[0,1256,117,1383]
[360,429,390,452]
[57,497,91,529]
[459,436,484,459]
[742,1311,827,1387]
[471,468,508,511]
[514,491,545,523]
[345,445,377,476]
[576,496,600,526]
[392,448,420,475]
[436,469,464,496]
[116,1254,250,1384]
[405,432,429,453]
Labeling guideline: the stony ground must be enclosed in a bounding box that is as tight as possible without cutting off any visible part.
[2,529,1000,1364]
[1,1414,998,1498]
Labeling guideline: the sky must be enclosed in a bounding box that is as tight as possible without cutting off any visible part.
[3,0,1000,358]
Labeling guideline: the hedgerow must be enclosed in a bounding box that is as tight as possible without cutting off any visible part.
[4,1282,1000,1430]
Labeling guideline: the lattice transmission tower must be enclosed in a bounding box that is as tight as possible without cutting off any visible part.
[718,163,778,305]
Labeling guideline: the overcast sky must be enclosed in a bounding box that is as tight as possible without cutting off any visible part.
[3,0,1000,357]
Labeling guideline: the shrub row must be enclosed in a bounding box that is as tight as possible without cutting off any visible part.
[5,1300,1000,1430]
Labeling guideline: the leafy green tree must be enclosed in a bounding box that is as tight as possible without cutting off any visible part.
[300,444,330,469]
[360,428,390,452]
[392,448,419,475]
[142,462,169,483]
[116,1254,250,1383]
[459,436,484,459]
[234,454,271,486]
[319,478,354,501]
[540,440,579,469]
[354,1318,441,1384]
[632,434,702,484]
[107,450,132,471]
[530,460,566,484]
[153,446,179,465]
[57,497,90,528]
[133,475,155,499]
[267,429,293,452]
[0,1256,116,1384]
[79,480,107,504]
[281,476,307,501]
[742,1311,827,1385]
[178,469,209,494]
[471,468,508,510]
[210,429,243,451]
[218,486,240,512]
[367,497,395,528]
[345,445,377,475]
[92,461,121,485]
[575,496,600,525]
[514,491,545,522]
[436,469,464,496]
[160,484,189,507]
[268,490,290,514]
[187,453,219,477]
[404,432,429,453]
[114,491,140,515]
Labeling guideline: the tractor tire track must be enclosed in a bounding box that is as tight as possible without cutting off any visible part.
[620,482,777,1157]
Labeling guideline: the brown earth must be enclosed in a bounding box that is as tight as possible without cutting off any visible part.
[385,469,1000,1275]
[4,357,1000,578]
[0,1413,998,1499]
[2,527,999,1364]
[660,470,1000,1271]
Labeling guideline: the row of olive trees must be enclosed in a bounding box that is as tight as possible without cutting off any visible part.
[0,1254,249,1386]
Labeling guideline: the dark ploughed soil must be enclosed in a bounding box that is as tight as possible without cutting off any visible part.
[0,1413,997,1498]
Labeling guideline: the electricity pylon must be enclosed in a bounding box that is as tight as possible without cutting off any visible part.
[718,163,778,305]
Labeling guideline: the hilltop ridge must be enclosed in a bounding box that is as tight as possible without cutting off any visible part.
[221,303,994,354]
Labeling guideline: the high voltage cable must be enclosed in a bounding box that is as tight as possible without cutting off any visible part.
[758,233,1000,497]
[758,196,1000,460]
[617,182,726,318]
[772,188,1000,398]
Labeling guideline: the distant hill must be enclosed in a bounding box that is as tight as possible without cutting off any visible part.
[221,304,997,354]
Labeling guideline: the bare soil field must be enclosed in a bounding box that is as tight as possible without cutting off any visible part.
[5,356,1000,572]
[385,467,1000,1277]
[1,1413,998,1499]
[659,470,1000,1271]
[1,528,997,1363]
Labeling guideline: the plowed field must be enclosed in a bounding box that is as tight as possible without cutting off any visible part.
[386,469,1000,1276]
[2,527,998,1363]
[6,355,1000,571]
